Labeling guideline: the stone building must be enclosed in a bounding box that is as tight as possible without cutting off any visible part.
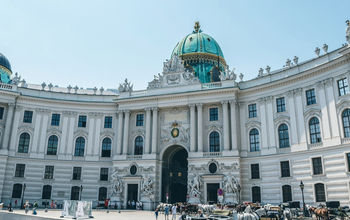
[0,21,350,209]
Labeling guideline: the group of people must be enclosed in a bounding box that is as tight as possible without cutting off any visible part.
[155,204,204,220]
[127,200,143,210]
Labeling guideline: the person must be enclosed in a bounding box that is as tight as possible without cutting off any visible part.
[8,202,12,212]
[197,209,204,218]
[132,200,135,209]
[155,208,159,220]
[171,204,177,220]
[51,200,54,209]
[164,205,169,220]
[127,200,131,209]
[180,211,187,220]
[14,200,17,208]
[24,201,29,214]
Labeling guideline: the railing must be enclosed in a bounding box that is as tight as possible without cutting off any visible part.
[0,82,13,90]
[309,142,323,148]
[201,82,222,89]
[341,137,350,144]
[126,155,143,160]
[203,152,222,157]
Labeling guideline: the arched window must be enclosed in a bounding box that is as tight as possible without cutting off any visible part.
[342,109,350,137]
[315,183,326,202]
[18,133,30,153]
[282,185,292,202]
[209,131,220,152]
[42,185,52,199]
[47,135,58,155]
[98,187,107,201]
[309,117,321,143]
[74,137,85,157]
[12,184,22,198]
[101,138,111,157]
[71,186,80,200]
[249,129,260,152]
[134,136,143,155]
[278,124,290,148]
[252,186,261,203]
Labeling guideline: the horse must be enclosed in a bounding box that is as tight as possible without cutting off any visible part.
[310,206,328,220]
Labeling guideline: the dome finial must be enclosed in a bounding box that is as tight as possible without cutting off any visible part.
[194,21,201,33]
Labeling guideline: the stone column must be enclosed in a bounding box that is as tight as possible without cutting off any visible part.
[116,111,123,155]
[259,98,268,150]
[317,81,331,139]
[294,89,306,145]
[122,110,130,155]
[324,78,340,138]
[287,91,298,146]
[1,103,15,150]
[151,107,158,154]
[145,108,151,154]
[222,101,230,151]
[196,104,203,152]
[229,100,238,151]
[189,104,196,152]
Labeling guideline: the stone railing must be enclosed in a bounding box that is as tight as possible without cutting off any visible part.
[126,155,143,160]
[341,137,350,144]
[0,82,14,90]
[309,142,323,148]
[203,152,222,157]
[201,82,222,89]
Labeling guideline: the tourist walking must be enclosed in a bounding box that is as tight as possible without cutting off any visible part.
[24,201,29,214]
[155,208,159,220]
[164,205,169,220]
[171,204,177,220]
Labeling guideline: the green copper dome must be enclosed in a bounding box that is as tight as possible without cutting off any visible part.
[0,53,12,84]
[171,22,226,83]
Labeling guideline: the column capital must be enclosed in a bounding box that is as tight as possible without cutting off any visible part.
[229,99,238,105]
[151,107,158,112]
[195,103,203,108]
[323,77,333,87]
[221,100,229,105]
[123,110,130,114]
[293,88,303,96]
[286,90,294,98]
[116,110,123,114]
[8,103,16,108]
[145,107,152,112]
[189,104,196,108]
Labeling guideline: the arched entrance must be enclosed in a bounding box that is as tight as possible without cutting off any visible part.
[161,145,188,203]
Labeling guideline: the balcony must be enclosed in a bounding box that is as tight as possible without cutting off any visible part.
[126,155,143,160]
[201,82,222,89]
[203,152,222,157]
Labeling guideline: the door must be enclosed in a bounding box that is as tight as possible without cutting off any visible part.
[127,184,138,209]
[207,183,220,204]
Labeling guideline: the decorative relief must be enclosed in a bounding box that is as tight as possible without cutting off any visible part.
[147,54,199,89]
[46,127,62,135]
[160,121,189,146]
[140,176,154,198]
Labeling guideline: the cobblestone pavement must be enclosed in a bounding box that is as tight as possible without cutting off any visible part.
[1,209,160,220]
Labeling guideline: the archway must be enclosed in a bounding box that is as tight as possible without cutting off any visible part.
[161,145,188,203]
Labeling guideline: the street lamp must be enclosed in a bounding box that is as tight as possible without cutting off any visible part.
[236,183,241,204]
[21,183,26,209]
[299,181,309,217]
[79,185,83,201]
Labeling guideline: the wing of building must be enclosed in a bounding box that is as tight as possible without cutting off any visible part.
[1,21,350,209]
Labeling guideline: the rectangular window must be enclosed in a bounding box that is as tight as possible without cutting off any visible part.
[44,165,54,179]
[306,89,316,105]
[248,104,257,118]
[209,107,218,121]
[346,153,350,172]
[104,116,112,128]
[280,161,291,177]
[51,113,60,126]
[23,110,33,123]
[136,114,144,126]
[276,97,286,113]
[78,115,87,128]
[72,167,82,180]
[338,78,349,96]
[100,168,109,181]
[0,107,4,120]
[312,157,323,175]
[15,164,25,177]
[251,163,260,179]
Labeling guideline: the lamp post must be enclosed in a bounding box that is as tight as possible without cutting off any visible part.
[79,185,83,201]
[21,183,26,209]
[299,181,308,217]
[236,183,241,204]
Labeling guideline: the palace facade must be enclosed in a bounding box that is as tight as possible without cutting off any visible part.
[1,21,350,209]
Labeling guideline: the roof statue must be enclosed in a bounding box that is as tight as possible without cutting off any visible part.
[118,78,133,93]
[346,20,350,45]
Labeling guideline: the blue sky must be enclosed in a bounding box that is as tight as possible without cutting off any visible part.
[1,0,349,90]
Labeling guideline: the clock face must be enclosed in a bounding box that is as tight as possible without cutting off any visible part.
[171,128,179,138]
